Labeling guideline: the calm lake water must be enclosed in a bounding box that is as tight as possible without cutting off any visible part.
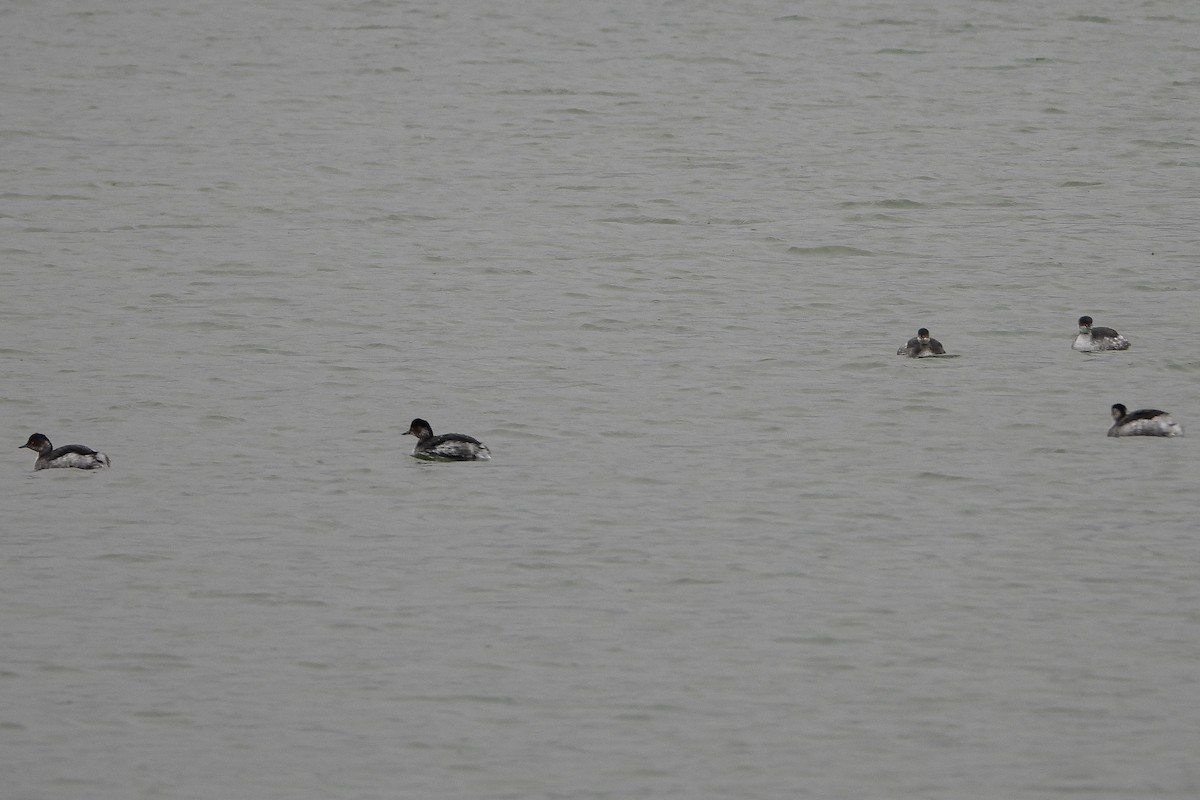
[3,1,1199,798]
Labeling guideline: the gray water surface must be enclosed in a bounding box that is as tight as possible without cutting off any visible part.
[3,1,1199,798]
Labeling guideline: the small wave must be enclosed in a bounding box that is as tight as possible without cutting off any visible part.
[913,472,971,481]
[840,198,925,209]
[598,216,682,225]
[785,245,875,257]
[1130,139,1196,150]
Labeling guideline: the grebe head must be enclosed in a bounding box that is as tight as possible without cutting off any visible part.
[404,418,433,439]
[20,433,51,454]
[916,328,931,341]
[1111,403,1128,421]
[1078,316,1094,332]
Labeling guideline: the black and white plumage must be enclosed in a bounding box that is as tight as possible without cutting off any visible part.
[1108,404,1183,437]
[1074,316,1130,352]
[403,418,491,461]
[20,433,111,470]
[897,328,947,358]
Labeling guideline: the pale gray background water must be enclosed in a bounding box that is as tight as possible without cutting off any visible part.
[3,1,1199,798]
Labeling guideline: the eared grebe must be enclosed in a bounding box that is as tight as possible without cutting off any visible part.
[1073,316,1130,351]
[897,328,946,358]
[20,433,111,470]
[1108,404,1183,437]
[404,418,491,461]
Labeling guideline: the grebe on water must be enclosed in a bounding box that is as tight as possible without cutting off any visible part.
[1107,404,1182,437]
[20,433,110,470]
[404,418,491,461]
[897,328,946,358]
[1074,316,1130,352]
